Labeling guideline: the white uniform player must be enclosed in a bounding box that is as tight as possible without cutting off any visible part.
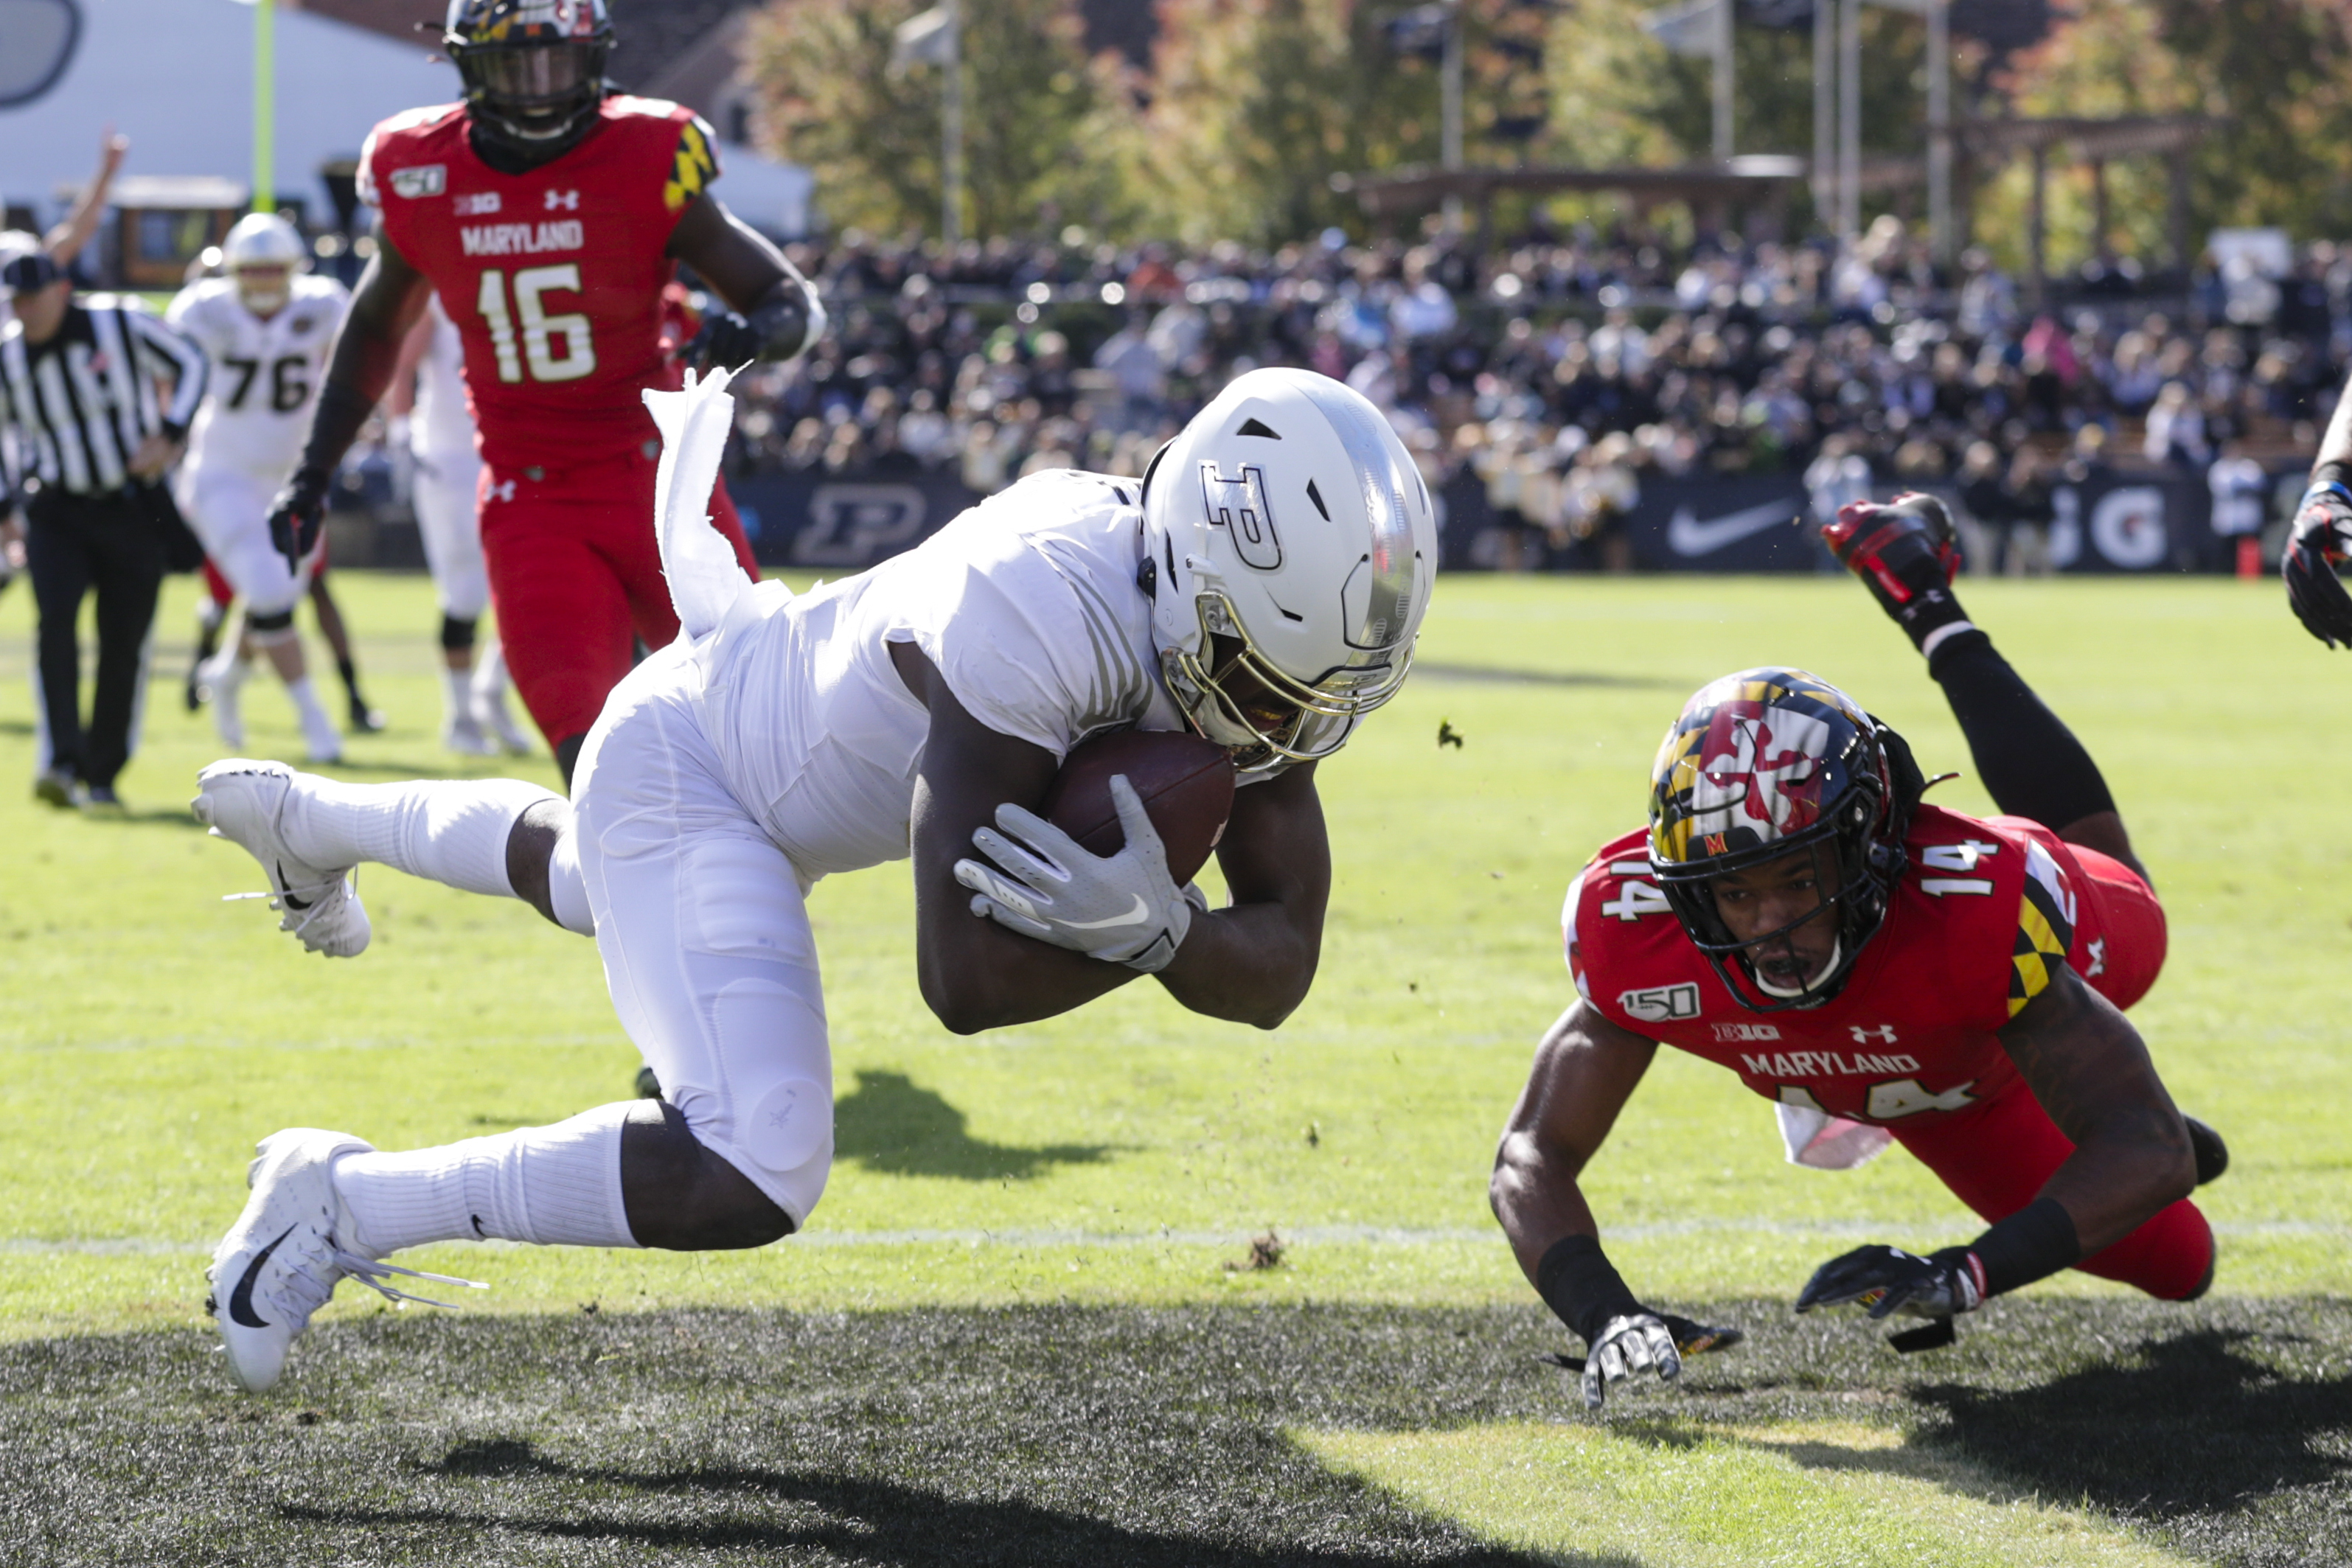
[167,215,350,762]
[189,368,1439,1392]
[392,293,529,755]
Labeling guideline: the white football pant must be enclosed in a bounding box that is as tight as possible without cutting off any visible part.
[176,466,314,618]
[570,638,836,1227]
[411,445,490,621]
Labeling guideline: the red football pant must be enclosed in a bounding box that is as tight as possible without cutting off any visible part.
[1892,1083,2214,1300]
[479,447,756,748]
[2047,835,2168,1011]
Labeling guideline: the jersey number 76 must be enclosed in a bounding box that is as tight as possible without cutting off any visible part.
[476,265,596,385]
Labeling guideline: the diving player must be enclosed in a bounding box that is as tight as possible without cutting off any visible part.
[167,213,352,763]
[1492,495,2225,1410]
[268,0,823,784]
[387,291,530,756]
[194,367,1437,1392]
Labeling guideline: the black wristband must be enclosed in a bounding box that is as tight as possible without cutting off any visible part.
[2315,459,2350,492]
[745,288,813,360]
[1535,1233,1645,1345]
[1965,1196,2081,1297]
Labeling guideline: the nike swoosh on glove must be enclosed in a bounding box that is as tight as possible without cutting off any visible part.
[1795,1243,1985,1321]
[953,774,1194,972]
[2284,481,2352,648]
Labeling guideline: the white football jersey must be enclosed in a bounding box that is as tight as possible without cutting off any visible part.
[166,274,350,482]
[410,292,475,463]
[705,469,1189,882]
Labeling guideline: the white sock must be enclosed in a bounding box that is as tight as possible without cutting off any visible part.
[333,1102,639,1253]
[285,675,333,731]
[281,774,559,896]
[441,666,473,726]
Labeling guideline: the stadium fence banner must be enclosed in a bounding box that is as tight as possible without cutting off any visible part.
[1437,467,2241,575]
[728,469,984,570]
[346,461,2261,576]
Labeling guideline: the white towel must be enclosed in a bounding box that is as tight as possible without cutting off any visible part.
[643,366,749,641]
[1775,1101,1895,1171]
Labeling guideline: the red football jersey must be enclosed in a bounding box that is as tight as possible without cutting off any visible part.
[1564,804,2102,1129]
[357,95,720,472]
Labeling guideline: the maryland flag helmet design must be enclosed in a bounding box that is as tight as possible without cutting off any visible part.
[445,0,615,161]
[1647,668,1921,1011]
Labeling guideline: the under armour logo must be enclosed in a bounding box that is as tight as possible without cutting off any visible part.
[2086,937,2107,978]
[487,479,517,503]
[545,189,580,211]
[1850,1025,1899,1045]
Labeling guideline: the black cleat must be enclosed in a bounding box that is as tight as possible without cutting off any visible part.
[347,694,388,734]
[2186,1117,2228,1185]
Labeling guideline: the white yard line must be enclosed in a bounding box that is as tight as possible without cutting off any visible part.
[8,1219,2345,1257]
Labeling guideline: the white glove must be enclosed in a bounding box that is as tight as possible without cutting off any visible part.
[953,775,1194,972]
[1582,1312,1682,1412]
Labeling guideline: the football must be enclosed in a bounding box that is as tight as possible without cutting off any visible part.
[1040,728,1236,884]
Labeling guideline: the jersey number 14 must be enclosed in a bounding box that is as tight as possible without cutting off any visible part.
[476,265,596,385]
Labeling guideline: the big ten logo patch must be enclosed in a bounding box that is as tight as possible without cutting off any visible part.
[790,484,931,568]
[1618,983,1701,1024]
[1199,461,1281,569]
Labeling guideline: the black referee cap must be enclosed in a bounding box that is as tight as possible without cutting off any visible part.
[2,251,63,294]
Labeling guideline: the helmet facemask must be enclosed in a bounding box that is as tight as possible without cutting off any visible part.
[1645,671,1921,1012]
[445,2,612,163]
[1158,602,1398,774]
[1652,790,1897,1011]
[232,265,293,316]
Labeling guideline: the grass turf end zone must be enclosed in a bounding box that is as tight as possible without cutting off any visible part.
[3,1300,2348,1566]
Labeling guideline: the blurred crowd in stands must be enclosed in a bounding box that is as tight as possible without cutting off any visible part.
[722,213,2348,571]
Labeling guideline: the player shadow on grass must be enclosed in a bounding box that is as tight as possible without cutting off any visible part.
[271,1437,1581,1567]
[832,1069,1121,1182]
[1911,1328,2352,1519]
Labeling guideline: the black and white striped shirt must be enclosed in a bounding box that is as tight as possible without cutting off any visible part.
[0,294,207,508]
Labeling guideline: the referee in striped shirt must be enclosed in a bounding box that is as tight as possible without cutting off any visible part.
[1,251,207,808]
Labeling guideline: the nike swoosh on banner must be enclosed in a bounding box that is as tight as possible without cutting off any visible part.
[1666,499,1797,556]
[1060,896,1151,930]
[229,1224,296,1328]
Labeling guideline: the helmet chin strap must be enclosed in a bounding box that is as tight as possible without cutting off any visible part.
[1752,938,1841,1000]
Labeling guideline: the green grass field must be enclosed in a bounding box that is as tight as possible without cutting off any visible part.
[1,567,2347,1564]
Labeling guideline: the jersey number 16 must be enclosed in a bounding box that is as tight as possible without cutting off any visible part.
[476,265,596,386]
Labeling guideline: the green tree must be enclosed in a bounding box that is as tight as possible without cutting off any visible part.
[1977,0,2352,273]
[1135,0,1557,245]
[745,0,1132,239]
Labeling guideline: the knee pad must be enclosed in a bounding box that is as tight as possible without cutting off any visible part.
[689,980,834,1226]
[246,606,298,647]
[439,613,479,654]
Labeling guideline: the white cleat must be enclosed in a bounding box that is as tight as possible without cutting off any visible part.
[192,759,372,958]
[206,1129,484,1393]
[441,712,498,757]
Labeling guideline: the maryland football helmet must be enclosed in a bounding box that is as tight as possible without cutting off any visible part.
[444,0,614,161]
[1646,668,1924,1010]
[1140,369,1438,773]
[221,212,307,316]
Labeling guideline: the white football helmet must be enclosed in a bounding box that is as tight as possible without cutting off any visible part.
[222,212,307,316]
[1141,368,1438,773]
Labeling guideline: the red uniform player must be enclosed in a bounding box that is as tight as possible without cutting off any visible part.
[267,0,822,783]
[1492,495,2228,1410]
